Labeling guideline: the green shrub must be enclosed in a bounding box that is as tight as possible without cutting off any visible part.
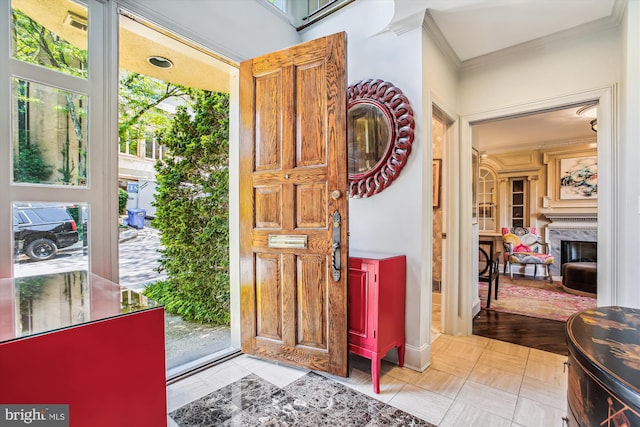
[144,90,230,325]
[14,144,53,183]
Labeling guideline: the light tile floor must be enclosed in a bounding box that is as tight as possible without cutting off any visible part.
[167,295,568,426]
[168,341,567,426]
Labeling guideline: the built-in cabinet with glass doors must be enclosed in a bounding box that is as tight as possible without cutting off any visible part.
[510,178,527,228]
[478,167,531,231]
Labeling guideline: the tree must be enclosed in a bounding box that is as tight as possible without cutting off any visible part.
[144,91,230,324]
[13,79,53,183]
[11,8,87,183]
[119,72,189,146]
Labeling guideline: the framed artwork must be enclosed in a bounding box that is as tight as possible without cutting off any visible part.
[433,159,441,207]
[472,148,479,224]
[559,156,597,200]
[542,149,598,208]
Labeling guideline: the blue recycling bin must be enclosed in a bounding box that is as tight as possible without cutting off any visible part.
[127,208,146,229]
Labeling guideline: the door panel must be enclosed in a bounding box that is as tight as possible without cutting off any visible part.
[255,186,282,228]
[240,32,347,376]
[296,62,326,167]
[255,73,282,171]
[296,254,327,349]
[255,253,282,340]
[348,265,368,340]
[296,183,327,228]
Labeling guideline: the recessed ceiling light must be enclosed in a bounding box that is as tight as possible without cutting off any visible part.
[147,56,173,69]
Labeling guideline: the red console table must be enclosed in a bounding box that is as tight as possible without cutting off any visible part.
[0,271,167,427]
[348,253,406,393]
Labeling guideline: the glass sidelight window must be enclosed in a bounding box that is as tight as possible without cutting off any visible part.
[3,0,115,280]
[12,79,88,186]
[13,202,89,278]
[11,1,88,79]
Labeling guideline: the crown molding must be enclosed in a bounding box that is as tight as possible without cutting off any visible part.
[421,11,461,69]
[485,136,597,156]
[460,7,624,71]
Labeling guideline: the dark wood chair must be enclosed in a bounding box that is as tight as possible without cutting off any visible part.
[479,240,501,308]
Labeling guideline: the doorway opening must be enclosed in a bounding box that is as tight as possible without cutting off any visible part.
[431,106,451,339]
[117,11,238,378]
[472,102,599,324]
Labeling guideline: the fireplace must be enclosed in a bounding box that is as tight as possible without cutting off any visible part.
[542,211,597,277]
[561,240,597,268]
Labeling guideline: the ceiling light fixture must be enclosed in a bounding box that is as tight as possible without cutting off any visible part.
[147,56,173,69]
[576,104,597,133]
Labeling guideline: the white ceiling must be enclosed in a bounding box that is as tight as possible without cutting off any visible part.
[423,0,619,153]
[471,104,597,153]
[426,0,617,62]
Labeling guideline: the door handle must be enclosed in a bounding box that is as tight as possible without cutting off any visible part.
[332,210,341,281]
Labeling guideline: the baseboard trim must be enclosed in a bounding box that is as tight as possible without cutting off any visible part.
[472,299,481,317]
[402,342,431,372]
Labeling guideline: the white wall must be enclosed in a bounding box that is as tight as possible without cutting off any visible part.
[420,27,464,337]
[116,0,300,62]
[460,26,621,115]
[619,0,640,305]
[300,2,427,369]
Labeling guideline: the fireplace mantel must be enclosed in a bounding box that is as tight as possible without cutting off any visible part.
[541,210,597,223]
[542,211,597,231]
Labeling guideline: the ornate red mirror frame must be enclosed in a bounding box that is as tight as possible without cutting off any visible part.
[347,79,415,198]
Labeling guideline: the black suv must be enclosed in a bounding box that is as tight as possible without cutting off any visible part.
[14,205,80,261]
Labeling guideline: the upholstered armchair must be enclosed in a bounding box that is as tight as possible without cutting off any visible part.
[501,227,554,282]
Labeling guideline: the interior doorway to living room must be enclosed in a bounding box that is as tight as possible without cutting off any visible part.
[472,102,599,322]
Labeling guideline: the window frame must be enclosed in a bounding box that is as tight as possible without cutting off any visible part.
[263,0,354,30]
[1,0,119,280]
[478,166,497,233]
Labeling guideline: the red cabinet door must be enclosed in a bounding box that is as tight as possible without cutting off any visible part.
[348,258,375,348]
[348,254,405,393]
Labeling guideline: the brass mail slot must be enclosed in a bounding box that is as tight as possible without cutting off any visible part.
[268,234,308,249]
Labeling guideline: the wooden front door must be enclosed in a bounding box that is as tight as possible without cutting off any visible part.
[239,32,348,376]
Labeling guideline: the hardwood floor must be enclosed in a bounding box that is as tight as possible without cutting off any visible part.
[473,309,568,356]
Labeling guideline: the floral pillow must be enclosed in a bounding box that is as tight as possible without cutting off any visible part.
[520,233,538,246]
[513,243,531,252]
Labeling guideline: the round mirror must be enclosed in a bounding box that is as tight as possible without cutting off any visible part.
[348,102,391,175]
[347,79,415,198]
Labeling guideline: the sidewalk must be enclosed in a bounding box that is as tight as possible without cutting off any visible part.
[118,226,166,290]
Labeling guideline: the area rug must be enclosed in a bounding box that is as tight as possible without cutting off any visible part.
[479,281,597,322]
[170,372,435,426]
